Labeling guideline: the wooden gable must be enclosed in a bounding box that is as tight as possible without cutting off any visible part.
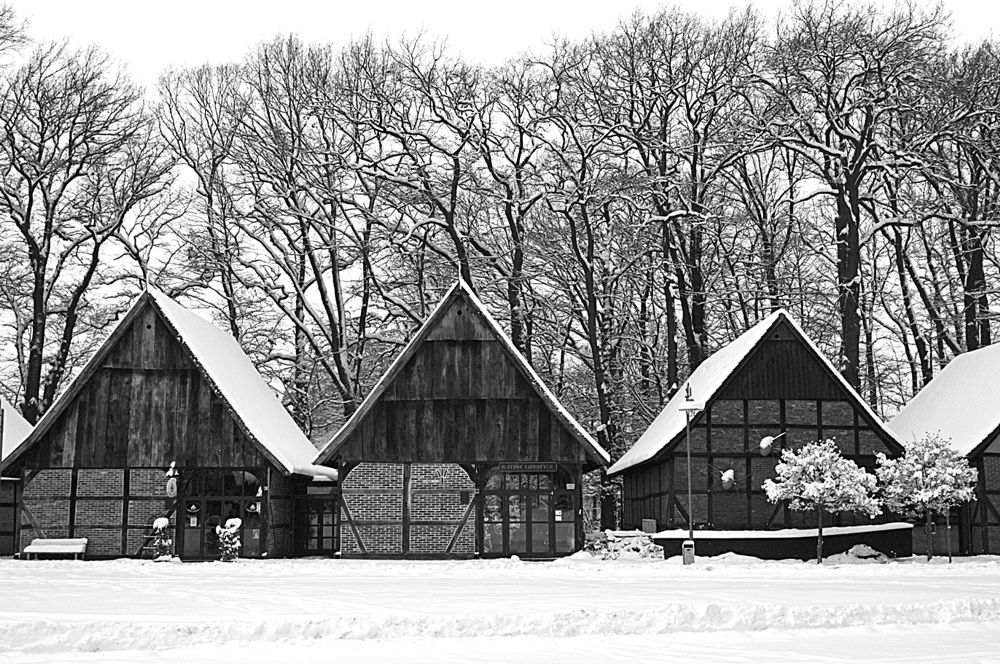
[322,285,604,468]
[653,317,901,462]
[717,319,850,401]
[5,296,272,471]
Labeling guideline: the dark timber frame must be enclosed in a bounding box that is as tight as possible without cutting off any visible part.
[317,281,607,558]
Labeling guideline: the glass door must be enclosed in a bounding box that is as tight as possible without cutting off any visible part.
[178,469,263,560]
[481,466,579,557]
[294,499,339,556]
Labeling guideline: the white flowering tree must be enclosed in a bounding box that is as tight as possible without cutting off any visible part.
[763,439,881,564]
[876,434,977,562]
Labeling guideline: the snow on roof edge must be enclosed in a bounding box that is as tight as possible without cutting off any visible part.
[147,287,326,477]
[1,395,31,463]
[608,311,783,475]
[608,310,900,475]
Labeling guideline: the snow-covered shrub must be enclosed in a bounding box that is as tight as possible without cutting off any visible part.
[151,516,174,561]
[216,518,242,562]
[585,530,662,560]
[876,434,977,561]
[763,439,881,564]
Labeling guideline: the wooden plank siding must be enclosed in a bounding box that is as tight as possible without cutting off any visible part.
[9,301,269,471]
[331,295,588,466]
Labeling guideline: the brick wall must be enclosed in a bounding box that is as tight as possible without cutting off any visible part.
[22,470,72,540]
[341,463,402,554]
[711,427,744,454]
[75,500,123,525]
[345,463,403,491]
[129,468,165,496]
[77,469,124,496]
[785,400,817,425]
[73,528,121,557]
[823,401,855,426]
[411,464,474,490]
[747,400,780,424]
[343,492,403,521]
[354,524,403,554]
[341,462,475,556]
[23,469,71,498]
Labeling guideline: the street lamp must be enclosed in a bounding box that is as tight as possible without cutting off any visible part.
[678,383,705,565]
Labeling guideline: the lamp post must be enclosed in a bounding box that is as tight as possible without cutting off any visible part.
[678,383,705,565]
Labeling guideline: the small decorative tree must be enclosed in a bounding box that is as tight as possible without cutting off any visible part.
[876,434,978,562]
[763,439,881,564]
[151,517,174,561]
[216,518,242,562]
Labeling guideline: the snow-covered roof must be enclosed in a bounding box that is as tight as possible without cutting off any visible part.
[890,343,1000,457]
[316,280,609,467]
[1,395,31,464]
[1,288,331,478]
[608,310,897,476]
[147,288,328,476]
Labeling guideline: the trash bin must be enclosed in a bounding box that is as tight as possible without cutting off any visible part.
[682,539,695,565]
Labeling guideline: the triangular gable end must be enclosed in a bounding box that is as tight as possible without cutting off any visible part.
[608,311,901,476]
[315,280,609,468]
[2,291,325,477]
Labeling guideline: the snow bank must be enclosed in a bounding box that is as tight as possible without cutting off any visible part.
[3,556,1000,656]
[4,597,1000,655]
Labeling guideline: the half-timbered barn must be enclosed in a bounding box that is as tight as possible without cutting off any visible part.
[315,280,609,558]
[890,344,1000,555]
[0,288,335,560]
[1,396,31,556]
[608,310,903,534]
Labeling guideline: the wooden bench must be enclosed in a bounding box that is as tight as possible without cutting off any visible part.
[21,538,88,560]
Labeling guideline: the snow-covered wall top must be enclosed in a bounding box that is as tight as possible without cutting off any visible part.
[890,343,1000,457]
[148,288,330,477]
[0,395,31,464]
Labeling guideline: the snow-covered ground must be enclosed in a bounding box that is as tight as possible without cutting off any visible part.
[2,553,999,663]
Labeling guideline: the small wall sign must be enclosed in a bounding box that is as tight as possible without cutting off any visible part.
[498,462,557,473]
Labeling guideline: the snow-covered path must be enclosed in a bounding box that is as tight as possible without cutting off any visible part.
[1,555,999,662]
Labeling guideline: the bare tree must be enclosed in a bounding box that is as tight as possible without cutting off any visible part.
[0,43,173,422]
[760,0,948,390]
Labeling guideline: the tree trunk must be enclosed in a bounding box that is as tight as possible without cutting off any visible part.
[945,510,952,564]
[835,186,861,390]
[816,508,824,565]
[925,511,933,562]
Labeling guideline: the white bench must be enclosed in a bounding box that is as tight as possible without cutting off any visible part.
[22,538,88,560]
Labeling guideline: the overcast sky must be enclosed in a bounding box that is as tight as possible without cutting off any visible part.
[6,0,998,87]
